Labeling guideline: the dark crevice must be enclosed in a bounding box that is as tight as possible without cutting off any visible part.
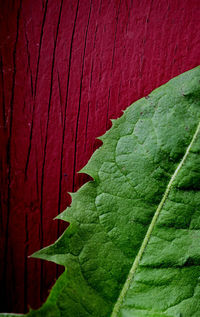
[23,100,26,113]
[139,0,153,77]
[84,101,90,152]
[34,0,48,97]
[57,70,63,128]
[39,0,63,302]
[25,30,33,97]
[99,60,102,82]
[90,60,93,88]
[11,247,16,305]
[0,55,6,127]
[99,0,102,14]
[3,0,22,308]
[111,0,121,70]
[89,23,98,89]
[72,0,92,192]
[24,0,48,177]
[0,190,3,230]
[35,147,40,200]
[118,78,122,103]
[56,0,80,274]
[24,213,29,312]
[93,24,98,50]
[24,115,33,178]
[125,0,133,33]
[106,87,111,129]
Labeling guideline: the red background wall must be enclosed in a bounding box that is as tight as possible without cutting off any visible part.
[0,0,200,314]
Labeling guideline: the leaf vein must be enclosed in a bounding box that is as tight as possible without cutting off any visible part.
[111,120,200,316]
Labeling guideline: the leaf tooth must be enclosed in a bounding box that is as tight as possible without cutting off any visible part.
[30,223,79,265]
[30,244,57,262]
[30,248,66,266]
[110,118,116,123]
[79,164,98,180]
[55,210,74,223]
[96,135,104,141]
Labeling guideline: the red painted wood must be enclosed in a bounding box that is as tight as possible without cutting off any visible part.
[0,0,200,313]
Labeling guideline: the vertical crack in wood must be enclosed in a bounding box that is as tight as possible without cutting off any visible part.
[0,186,3,231]
[89,22,98,95]
[3,0,22,308]
[90,60,94,88]
[72,0,92,192]
[56,0,80,272]
[34,0,49,98]
[125,0,133,33]
[24,30,33,97]
[57,71,63,128]
[25,0,48,177]
[35,147,40,201]
[106,87,111,129]
[24,213,29,312]
[0,55,6,126]
[139,0,153,77]
[111,0,121,70]
[39,0,63,302]
[99,0,102,14]
[84,101,90,152]
[107,0,121,131]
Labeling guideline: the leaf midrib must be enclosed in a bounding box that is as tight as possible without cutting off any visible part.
[111,120,200,317]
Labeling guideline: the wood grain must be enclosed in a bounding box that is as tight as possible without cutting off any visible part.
[0,0,200,313]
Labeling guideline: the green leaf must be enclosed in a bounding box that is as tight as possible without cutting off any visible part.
[2,66,200,317]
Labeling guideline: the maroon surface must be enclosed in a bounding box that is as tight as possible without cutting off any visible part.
[0,0,200,313]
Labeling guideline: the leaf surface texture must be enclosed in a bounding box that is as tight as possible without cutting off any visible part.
[2,66,200,317]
